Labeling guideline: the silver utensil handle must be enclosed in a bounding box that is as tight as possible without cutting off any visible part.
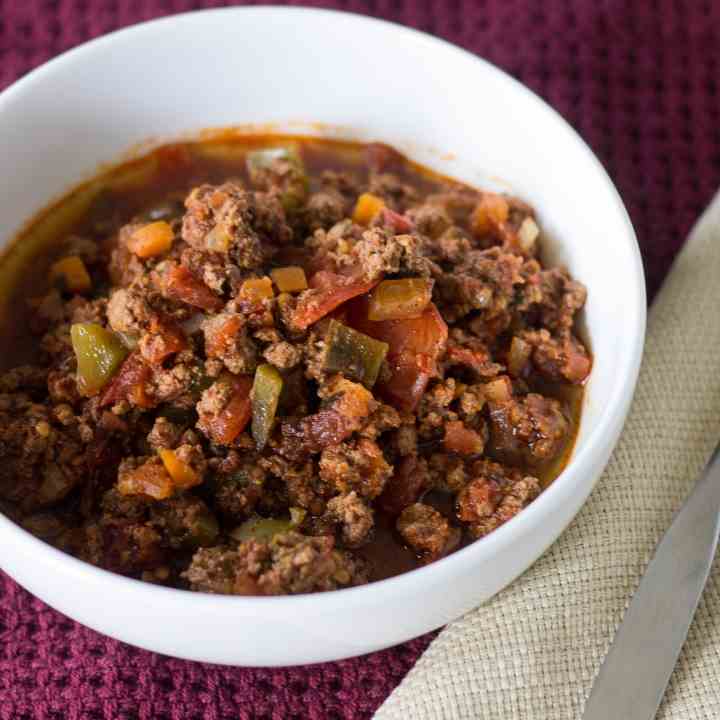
[582,444,720,720]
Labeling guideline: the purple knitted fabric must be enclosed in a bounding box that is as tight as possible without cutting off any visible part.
[1,2,719,719]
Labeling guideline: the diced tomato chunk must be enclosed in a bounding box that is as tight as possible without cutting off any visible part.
[160,263,224,312]
[140,316,187,364]
[200,376,252,445]
[283,410,354,454]
[289,271,377,331]
[204,315,244,359]
[563,336,592,384]
[380,352,435,413]
[348,299,448,412]
[380,208,414,233]
[281,378,375,454]
[444,420,485,456]
[445,344,502,378]
[100,351,154,408]
[351,301,447,358]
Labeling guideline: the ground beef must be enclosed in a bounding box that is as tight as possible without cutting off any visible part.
[406,202,453,240]
[138,317,187,365]
[352,228,437,281]
[517,266,587,333]
[106,287,154,334]
[183,541,269,594]
[213,477,263,522]
[262,453,325,515]
[397,503,458,562]
[184,531,367,595]
[379,455,431,516]
[358,402,402,440]
[32,290,66,332]
[173,442,208,479]
[457,384,487,421]
[0,365,48,394]
[148,357,198,406]
[352,227,403,281]
[324,491,374,547]
[21,512,67,539]
[521,329,592,385]
[247,152,309,217]
[181,247,243,295]
[435,226,473,264]
[305,189,346,231]
[393,423,419,457]
[47,363,81,405]
[423,188,480,225]
[147,416,184,449]
[304,220,363,275]
[195,378,236,439]
[416,378,459,439]
[456,459,541,539]
[183,182,291,269]
[443,419,486,456]
[69,298,108,325]
[101,487,152,521]
[202,313,257,375]
[78,518,165,574]
[281,376,377,457]
[205,448,263,517]
[428,453,468,494]
[263,340,302,370]
[443,333,504,380]
[320,169,361,199]
[0,406,85,512]
[150,494,218,550]
[109,226,147,287]
[487,392,570,464]
[437,246,524,327]
[319,438,392,499]
[367,172,418,211]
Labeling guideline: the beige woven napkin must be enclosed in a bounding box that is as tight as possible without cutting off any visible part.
[375,190,720,720]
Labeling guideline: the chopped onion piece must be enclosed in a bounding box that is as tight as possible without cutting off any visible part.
[517,217,540,252]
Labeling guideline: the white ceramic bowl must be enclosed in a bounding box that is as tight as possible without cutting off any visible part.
[0,7,645,666]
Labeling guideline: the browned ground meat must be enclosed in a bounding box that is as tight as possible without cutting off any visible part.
[262,340,302,370]
[202,313,258,375]
[209,450,266,520]
[106,287,154,334]
[0,403,86,512]
[77,518,165,574]
[456,459,542,539]
[397,503,459,562]
[368,172,418,211]
[0,138,589,594]
[305,189,346,231]
[324,491,374,547]
[319,438,392,499]
[184,531,367,595]
[487,392,570,464]
[147,416,184,449]
[183,182,285,268]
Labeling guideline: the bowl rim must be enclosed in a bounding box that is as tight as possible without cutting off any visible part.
[0,5,646,613]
